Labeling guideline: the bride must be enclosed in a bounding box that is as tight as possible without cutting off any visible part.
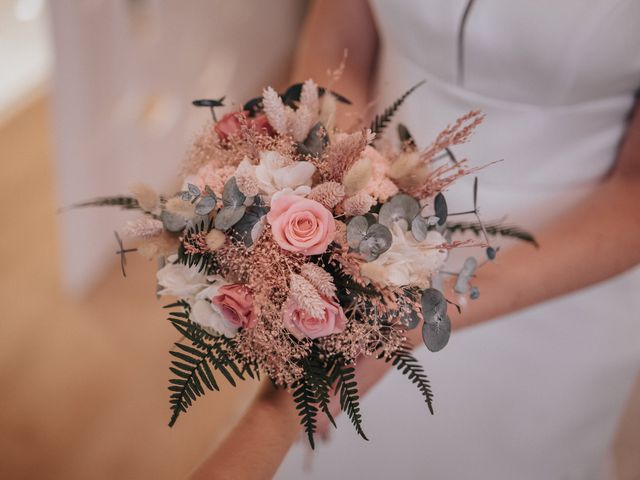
[190,1,640,478]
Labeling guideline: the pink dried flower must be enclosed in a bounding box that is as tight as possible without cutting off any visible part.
[308,181,345,209]
[343,191,375,216]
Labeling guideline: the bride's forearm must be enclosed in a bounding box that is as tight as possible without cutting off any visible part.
[189,383,299,480]
[459,173,640,329]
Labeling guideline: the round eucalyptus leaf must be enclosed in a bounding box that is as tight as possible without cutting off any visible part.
[179,191,193,202]
[195,195,217,215]
[422,314,451,352]
[421,287,447,322]
[486,246,497,260]
[187,183,201,197]
[434,193,448,225]
[222,177,246,207]
[378,194,420,228]
[231,206,267,246]
[411,215,430,242]
[347,216,369,249]
[470,286,480,300]
[215,205,246,231]
[430,273,444,293]
[359,224,393,261]
[454,256,478,294]
[297,122,328,158]
[161,209,187,233]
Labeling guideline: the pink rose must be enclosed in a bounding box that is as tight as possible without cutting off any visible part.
[267,194,336,255]
[214,111,274,141]
[211,284,256,330]
[283,296,347,340]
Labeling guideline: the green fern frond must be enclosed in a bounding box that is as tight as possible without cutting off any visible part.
[383,347,434,414]
[165,303,248,427]
[333,361,367,441]
[177,219,218,273]
[307,353,336,429]
[446,221,538,247]
[369,80,426,139]
[292,375,319,449]
[62,196,140,212]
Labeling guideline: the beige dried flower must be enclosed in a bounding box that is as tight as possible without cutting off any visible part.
[165,197,196,218]
[343,191,375,216]
[205,229,226,251]
[308,181,345,209]
[129,183,160,213]
[262,86,290,136]
[300,79,320,114]
[319,93,337,133]
[289,273,325,318]
[137,233,179,260]
[342,156,372,195]
[291,104,315,142]
[300,263,336,298]
[124,217,164,239]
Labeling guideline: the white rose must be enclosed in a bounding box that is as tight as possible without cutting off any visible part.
[360,224,448,288]
[156,263,209,298]
[191,284,238,337]
[255,150,315,200]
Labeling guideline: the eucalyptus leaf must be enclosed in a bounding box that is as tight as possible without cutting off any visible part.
[214,205,246,230]
[195,195,216,215]
[222,177,246,207]
[434,193,448,226]
[297,122,328,158]
[347,216,369,249]
[486,246,497,260]
[161,209,187,232]
[411,215,430,242]
[470,287,480,300]
[231,205,267,246]
[454,256,478,294]
[359,224,393,261]
[378,194,421,229]
[187,183,201,197]
[179,191,193,202]
[422,314,451,352]
[421,288,447,322]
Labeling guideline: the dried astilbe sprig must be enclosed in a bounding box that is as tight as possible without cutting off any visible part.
[182,230,209,255]
[318,129,374,182]
[181,122,219,175]
[420,110,485,163]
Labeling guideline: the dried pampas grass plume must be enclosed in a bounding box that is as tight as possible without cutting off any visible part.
[289,273,325,318]
[308,181,345,209]
[165,197,196,218]
[343,191,375,216]
[300,79,320,114]
[205,229,226,251]
[124,218,164,239]
[342,156,372,195]
[300,263,336,298]
[129,183,160,213]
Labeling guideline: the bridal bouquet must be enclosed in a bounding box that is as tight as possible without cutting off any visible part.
[73,79,535,447]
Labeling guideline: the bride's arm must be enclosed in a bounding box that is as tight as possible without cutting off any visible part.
[439,100,640,334]
[188,1,378,478]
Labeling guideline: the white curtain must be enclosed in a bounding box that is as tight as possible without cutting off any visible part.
[50,0,307,293]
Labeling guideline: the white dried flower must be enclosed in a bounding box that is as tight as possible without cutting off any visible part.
[124,217,164,239]
[342,156,372,195]
[129,183,160,213]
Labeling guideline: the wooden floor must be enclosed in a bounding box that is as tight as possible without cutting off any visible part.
[0,98,259,479]
[0,98,638,479]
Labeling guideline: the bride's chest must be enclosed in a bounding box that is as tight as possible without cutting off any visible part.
[369,0,640,105]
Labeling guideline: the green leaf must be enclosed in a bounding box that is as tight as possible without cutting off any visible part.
[370,81,426,140]
[382,347,434,414]
[333,361,368,441]
[292,375,319,449]
[445,221,538,247]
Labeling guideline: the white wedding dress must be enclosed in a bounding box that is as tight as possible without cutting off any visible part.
[277,1,640,478]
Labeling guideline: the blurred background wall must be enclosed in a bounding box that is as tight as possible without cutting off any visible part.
[0,1,307,478]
